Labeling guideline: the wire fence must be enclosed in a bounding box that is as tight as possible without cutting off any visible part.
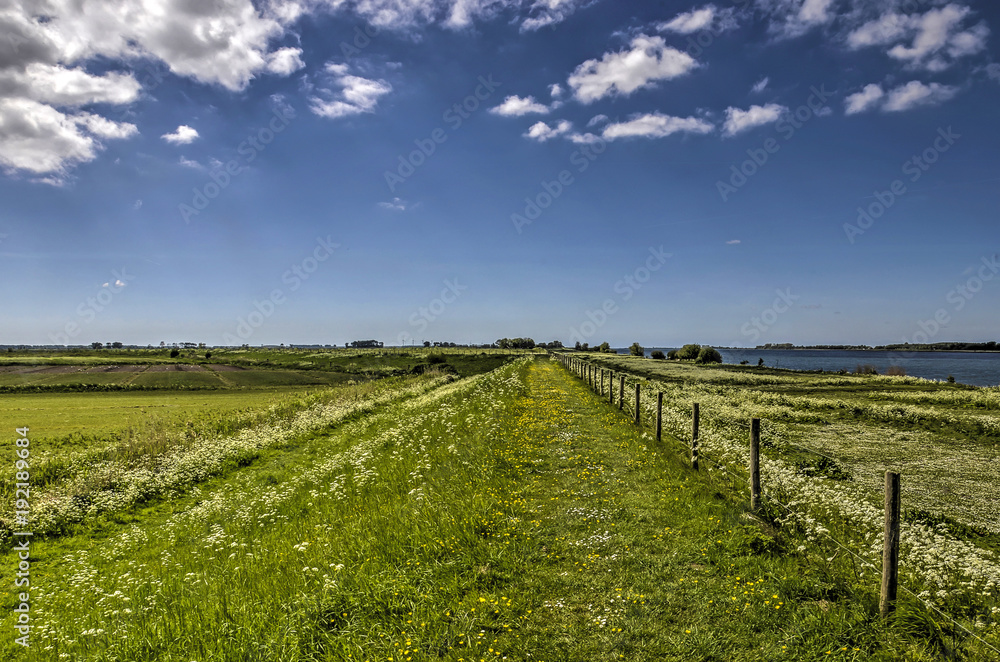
[555,352,1000,656]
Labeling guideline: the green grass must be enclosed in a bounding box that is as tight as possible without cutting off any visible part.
[2,358,992,660]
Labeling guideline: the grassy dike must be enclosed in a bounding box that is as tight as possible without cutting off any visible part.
[3,358,952,660]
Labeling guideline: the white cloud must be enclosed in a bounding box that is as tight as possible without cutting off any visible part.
[844,83,885,115]
[266,47,306,75]
[568,34,698,103]
[658,4,736,35]
[988,63,1000,82]
[726,239,741,245]
[764,0,837,39]
[549,83,563,98]
[521,0,591,32]
[0,0,303,179]
[846,12,915,49]
[586,114,608,127]
[489,95,550,116]
[0,98,100,176]
[309,64,392,119]
[378,197,408,211]
[880,4,989,70]
[524,119,573,141]
[73,113,138,140]
[161,125,199,145]
[179,156,204,170]
[751,76,769,93]
[882,80,957,112]
[722,103,786,136]
[602,113,713,140]
[132,199,143,210]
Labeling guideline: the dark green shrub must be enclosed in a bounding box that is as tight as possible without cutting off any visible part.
[650,350,666,360]
[695,346,722,364]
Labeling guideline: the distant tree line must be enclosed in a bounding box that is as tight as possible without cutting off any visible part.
[573,341,611,352]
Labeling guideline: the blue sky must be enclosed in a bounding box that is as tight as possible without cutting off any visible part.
[1,0,998,348]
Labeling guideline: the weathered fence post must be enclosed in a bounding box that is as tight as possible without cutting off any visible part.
[634,383,640,425]
[618,375,625,411]
[691,403,700,471]
[609,372,614,405]
[881,471,901,618]
[656,392,663,442]
[600,369,605,396]
[750,418,761,511]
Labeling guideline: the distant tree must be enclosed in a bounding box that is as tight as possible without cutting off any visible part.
[629,342,644,357]
[598,342,610,353]
[757,358,764,367]
[677,344,701,360]
[548,340,563,349]
[581,342,589,351]
[667,349,679,360]
[650,350,666,360]
[160,341,166,348]
[111,341,123,349]
[205,352,212,359]
[423,341,431,348]
[91,342,103,349]
[695,346,722,364]
[574,341,582,350]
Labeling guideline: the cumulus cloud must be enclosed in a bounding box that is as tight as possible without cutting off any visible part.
[309,63,392,119]
[601,113,713,140]
[882,80,957,111]
[848,4,989,71]
[722,103,786,136]
[844,83,885,115]
[549,83,563,98]
[266,47,306,75]
[489,95,550,116]
[524,119,573,141]
[844,80,958,113]
[750,76,769,93]
[521,0,591,32]
[568,34,698,103]
[161,125,199,145]
[764,0,837,39]
[657,4,737,35]
[0,0,305,180]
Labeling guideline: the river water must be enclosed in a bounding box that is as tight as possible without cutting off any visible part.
[625,348,1000,387]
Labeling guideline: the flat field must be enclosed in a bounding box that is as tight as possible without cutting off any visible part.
[0,352,997,660]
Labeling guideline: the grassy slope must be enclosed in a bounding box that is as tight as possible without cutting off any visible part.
[1,358,965,660]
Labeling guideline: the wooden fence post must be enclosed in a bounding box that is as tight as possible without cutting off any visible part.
[609,372,614,405]
[750,418,761,511]
[691,403,700,471]
[634,383,640,425]
[618,375,625,411]
[600,369,605,396]
[656,392,663,442]
[881,471,901,618]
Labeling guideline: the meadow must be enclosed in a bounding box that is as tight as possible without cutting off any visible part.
[1,351,998,660]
